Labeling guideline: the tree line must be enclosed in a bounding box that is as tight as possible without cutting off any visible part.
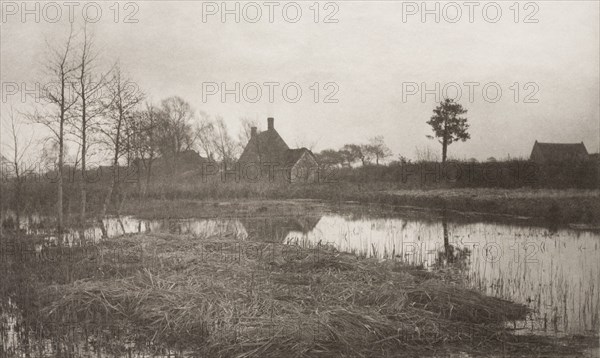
[2,25,252,235]
[315,136,393,167]
[2,24,474,236]
[315,97,471,168]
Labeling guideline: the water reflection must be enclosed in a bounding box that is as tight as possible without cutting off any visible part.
[283,214,599,336]
[2,208,599,339]
[2,212,321,246]
[433,218,471,270]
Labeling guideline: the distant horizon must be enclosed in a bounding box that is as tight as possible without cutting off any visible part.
[2,1,599,164]
[0,108,598,167]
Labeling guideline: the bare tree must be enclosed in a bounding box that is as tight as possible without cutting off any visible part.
[195,111,218,161]
[97,65,144,236]
[146,96,197,175]
[337,148,354,168]
[31,27,80,234]
[365,136,392,165]
[238,117,259,147]
[71,23,110,228]
[316,149,346,167]
[292,135,318,152]
[342,144,367,166]
[1,106,34,230]
[132,103,160,188]
[158,97,196,155]
[213,116,238,165]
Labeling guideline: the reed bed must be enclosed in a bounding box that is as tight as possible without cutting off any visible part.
[21,232,576,357]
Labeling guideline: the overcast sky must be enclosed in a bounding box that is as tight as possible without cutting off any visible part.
[1,1,599,162]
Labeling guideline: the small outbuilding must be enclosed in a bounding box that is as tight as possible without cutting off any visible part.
[529,141,589,163]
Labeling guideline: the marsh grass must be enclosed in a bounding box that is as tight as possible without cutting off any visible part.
[2,163,599,229]
[130,182,600,225]
[1,232,580,357]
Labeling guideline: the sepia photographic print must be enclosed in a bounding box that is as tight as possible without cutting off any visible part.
[1,1,599,357]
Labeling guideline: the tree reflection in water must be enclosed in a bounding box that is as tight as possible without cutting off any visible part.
[434,216,471,271]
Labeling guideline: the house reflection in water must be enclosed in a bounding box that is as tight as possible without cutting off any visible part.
[142,218,248,240]
[7,211,599,336]
[239,215,322,242]
[132,215,322,243]
[27,215,324,245]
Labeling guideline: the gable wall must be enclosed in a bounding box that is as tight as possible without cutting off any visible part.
[530,144,545,163]
[290,152,319,183]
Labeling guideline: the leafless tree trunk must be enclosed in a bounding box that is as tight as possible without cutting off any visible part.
[214,117,238,165]
[141,103,158,192]
[238,117,259,148]
[156,96,196,174]
[32,26,79,236]
[195,112,217,161]
[72,23,109,232]
[2,106,34,231]
[98,65,143,238]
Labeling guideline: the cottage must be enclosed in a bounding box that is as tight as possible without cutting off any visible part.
[151,150,208,173]
[238,117,318,183]
[529,141,589,163]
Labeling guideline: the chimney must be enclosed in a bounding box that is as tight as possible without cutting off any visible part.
[267,117,274,131]
[250,126,257,138]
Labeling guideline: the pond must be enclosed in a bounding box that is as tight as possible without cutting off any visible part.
[285,215,599,336]
[1,203,599,355]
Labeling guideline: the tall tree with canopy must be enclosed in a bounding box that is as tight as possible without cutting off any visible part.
[426,98,470,163]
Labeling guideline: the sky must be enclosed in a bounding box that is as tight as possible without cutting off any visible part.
[1,0,599,163]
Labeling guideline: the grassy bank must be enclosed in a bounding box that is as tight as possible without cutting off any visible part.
[3,232,594,357]
[126,182,600,227]
[3,163,599,229]
[282,185,600,226]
